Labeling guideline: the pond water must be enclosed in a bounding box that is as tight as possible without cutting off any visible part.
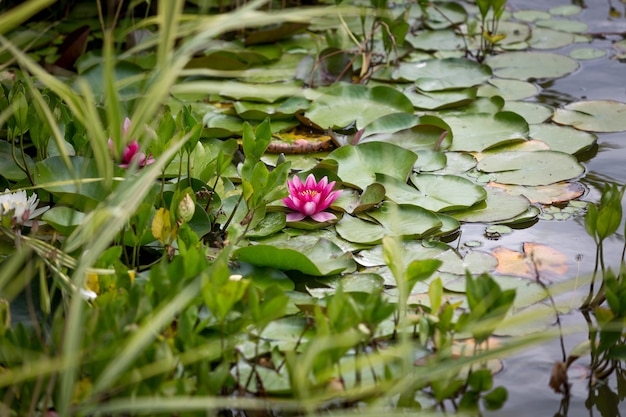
[479,0,626,415]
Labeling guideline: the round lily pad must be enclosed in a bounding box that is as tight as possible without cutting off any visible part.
[549,5,582,16]
[445,111,529,152]
[450,186,530,223]
[529,27,575,50]
[552,100,626,132]
[478,78,539,101]
[503,101,553,124]
[569,47,606,60]
[535,19,588,34]
[393,58,492,91]
[477,150,585,186]
[485,51,579,80]
[529,124,596,154]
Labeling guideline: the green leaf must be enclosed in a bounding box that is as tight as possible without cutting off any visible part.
[483,386,508,410]
[42,206,86,235]
[477,151,585,186]
[552,100,626,132]
[326,142,417,190]
[451,186,530,223]
[394,58,492,91]
[335,202,443,245]
[485,51,579,80]
[304,84,414,130]
[445,112,529,152]
[233,238,355,276]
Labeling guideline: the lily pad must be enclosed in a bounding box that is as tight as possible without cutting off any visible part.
[478,78,539,101]
[42,206,86,235]
[477,151,585,186]
[487,182,585,205]
[406,30,465,51]
[502,101,553,124]
[569,47,606,60]
[233,96,310,120]
[445,112,529,152]
[529,27,575,50]
[335,202,443,245]
[485,52,579,80]
[233,238,355,276]
[450,186,530,223]
[552,100,626,132]
[398,174,487,211]
[549,5,582,16]
[529,124,597,154]
[393,58,492,91]
[326,142,417,190]
[402,86,477,110]
[535,19,588,34]
[304,84,414,130]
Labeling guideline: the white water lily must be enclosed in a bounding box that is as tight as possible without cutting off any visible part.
[0,189,49,226]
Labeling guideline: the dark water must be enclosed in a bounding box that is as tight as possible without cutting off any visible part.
[479,0,626,415]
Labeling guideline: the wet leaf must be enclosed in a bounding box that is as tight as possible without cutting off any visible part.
[477,151,585,186]
[529,124,596,154]
[486,51,579,80]
[492,243,568,280]
[393,58,492,91]
[450,186,530,223]
[304,84,414,130]
[488,181,585,204]
[326,141,417,190]
[552,100,626,132]
[503,101,553,124]
[445,112,529,152]
[234,238,355,276]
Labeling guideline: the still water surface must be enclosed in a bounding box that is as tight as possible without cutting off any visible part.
[479,0,626,415]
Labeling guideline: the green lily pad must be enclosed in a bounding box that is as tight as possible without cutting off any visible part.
[304,84,414,130]
[450,186,530,223]
[415,150,447,172]
[335,202,443,245]
[529,27,575,50]
[529,124,597,154]
[497,21,531,45]
[569,47,606,60]
[477,151,585,186]
[36,156,108,211]
[535,19,588,34]
[549,5,582,16]
[367,173,485,212]
[326,142,417,190]
[512,10,551,22]
[406,30,465,51]
[502,101,553,124]
[0,141,35,181]
[485,51,579,80]
[233,96,310,120]
[42,206,86,235]
[393,58,492,91]
[233,238,355,276]
[402,86,477,110]
[445,112,529,152]
[478,78,539,101]
[552,100,626,132]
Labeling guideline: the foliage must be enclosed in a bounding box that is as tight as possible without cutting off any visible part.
[0,0,624,415]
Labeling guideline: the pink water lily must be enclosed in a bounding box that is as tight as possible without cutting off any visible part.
[282,174,342,222]
[108,117,155,168]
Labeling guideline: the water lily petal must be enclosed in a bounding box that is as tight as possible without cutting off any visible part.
[311,211,337,222]
[304,174,317,190]
[286,212,307,222]
[302,201,318,216]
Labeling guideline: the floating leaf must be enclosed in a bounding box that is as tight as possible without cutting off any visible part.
[485,52,579,80]
[406,30,465,51]
[552,100,626,132]
[569,47,606,60]
[487,181,585,205]
[549,5,582,16]
[234,238,355,276]
[492,243,568,280]
[450,187,530,223]
[42,206,85,235]
[304,84,413,130]
[445,112,529,152]
[478,78,539,101]
[529,27,574,50]
[335,202,443,245]
[326,142,417,190]
[502,101,553,124]
[394,58,492,91]
[529,124,596,154]
[477,151,585,186]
